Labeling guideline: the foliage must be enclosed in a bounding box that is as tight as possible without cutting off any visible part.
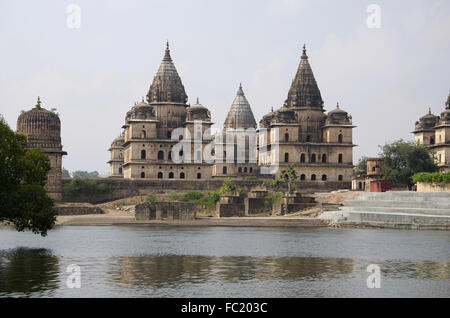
[144,192,157,203]
[218,178,242,196]
[71,170,100,178]
[379,139,438,187]
[271,164,298,194]
[412,172,450,184]
[163,190,220,208]
[0,119,56,236]
[267,191,283,204]
[63,178,114,199]
[354,156,367,175]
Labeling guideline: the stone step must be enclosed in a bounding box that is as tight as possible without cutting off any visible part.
[344,199,450,209]
[355,195,450,204]
[357,191,450,199]
[343,211,450,225]
[340,206,450,216]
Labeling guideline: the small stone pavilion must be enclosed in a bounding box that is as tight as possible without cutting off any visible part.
[16,97,67,200]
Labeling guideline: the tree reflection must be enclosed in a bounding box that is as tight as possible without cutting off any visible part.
[0,248,59,296]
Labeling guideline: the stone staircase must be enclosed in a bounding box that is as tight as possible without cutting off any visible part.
[319,191,450,229]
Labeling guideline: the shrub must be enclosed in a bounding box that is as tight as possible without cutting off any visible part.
[63,178,114,199]
[412,172,450,184]
[183,190,204,202]
[167,191,184,202]
[144,192,157,203]
[219,178,242,196]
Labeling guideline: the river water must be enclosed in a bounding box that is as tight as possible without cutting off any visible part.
[0,226,448,297]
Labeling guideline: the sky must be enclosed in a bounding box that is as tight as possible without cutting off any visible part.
[0,0,449,175]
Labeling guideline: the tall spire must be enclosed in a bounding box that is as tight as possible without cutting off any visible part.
[146,42,188,104]
[284,43,323,109]
[224,84,257,129]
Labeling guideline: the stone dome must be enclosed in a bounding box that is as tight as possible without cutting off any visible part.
[326,103,351,125]
[16,97,62,150]
[187,98,211,121]
[415,108,438,130]
[125,99,156,121]
[110,134,124,147]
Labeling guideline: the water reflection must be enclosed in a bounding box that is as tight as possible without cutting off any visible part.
[0,248,59,296]
[109,255,356,288]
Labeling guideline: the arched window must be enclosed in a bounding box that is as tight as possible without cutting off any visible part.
[180,172,185,179]
[311,174,316,181]
[197,173,201,179]
[141,130,146,138]
[157,172,163,179]
[284,153,289,163]
[158,151,164,160]
[167,131,171,139]
[238,167,242,173]
[300,174,305,180]
[118,167,122,174]
[338,154,343,163]
[285,133,289,142]
[338,134,343,143]
[430,136,435,145]
[141,149,146,160]
[223,166,227,174]
[358,182,362,189]
[311,154,316,163]
[322,154,327,163]
[306,135,311,142]
[249,167,253,173]
[244,167,247,173]
[140,172,145,179]
[338,175,343,181]
[300,153,306,163]
[169,172,174,179]
[322,174,327,181]
[168,151,172,161]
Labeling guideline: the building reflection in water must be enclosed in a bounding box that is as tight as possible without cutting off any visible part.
[0,248,59,296]
[108,255,356,288]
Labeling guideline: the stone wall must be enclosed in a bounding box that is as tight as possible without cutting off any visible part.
[216,195,245,217]
[62,178,350,204]
[135,201,196,220]
[55,203,104,215]
[417,182,450,192]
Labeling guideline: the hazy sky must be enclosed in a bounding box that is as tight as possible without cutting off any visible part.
[1,0,449,175]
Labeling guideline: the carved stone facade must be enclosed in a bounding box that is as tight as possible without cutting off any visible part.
[212,84,259,177]
[258,46,355,182]
[117,43,213,180]
[16,97,67,200]
[107,134,124,177]
[413,93,450,171]
[109,43,356,185]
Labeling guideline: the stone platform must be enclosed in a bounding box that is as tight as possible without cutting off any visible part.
[319,191,450,230]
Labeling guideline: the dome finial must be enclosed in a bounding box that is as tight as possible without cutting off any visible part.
[428,107,432,114]
[163,40,172,61]
[196,97,199,104]
[237,83,244,96]
[301,44,308,59]
[337,102,339,109]
[166,40,169,50]
[35,96,41,109]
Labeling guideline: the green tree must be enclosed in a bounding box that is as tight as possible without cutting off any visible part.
[354,156,367,175]
[380,139,438,187]
[0,118,56,236]
[219,178,242,195]
[72,170,99,178]
[271,164,299,194]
